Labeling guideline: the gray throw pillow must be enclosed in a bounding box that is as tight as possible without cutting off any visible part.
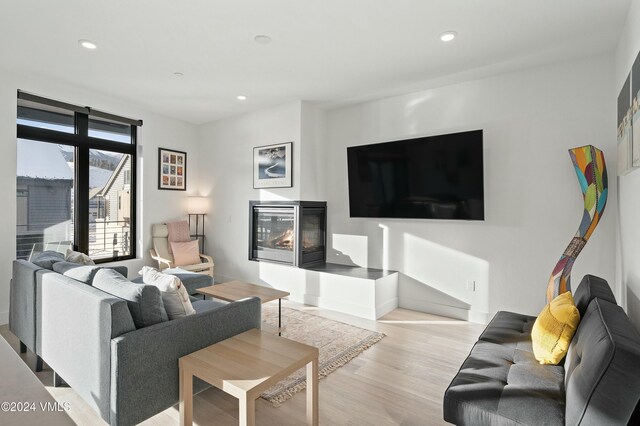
[65,249,95,265]
[52,260,82,274]
[93,268,168,328]
[32,250,65,270]
[53,262,130,285]
[109,266,129,278]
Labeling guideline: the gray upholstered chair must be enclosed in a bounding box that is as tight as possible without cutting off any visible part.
[149,224,214,277]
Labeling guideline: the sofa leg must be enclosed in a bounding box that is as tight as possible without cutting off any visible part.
[35,356,43,372]
[53,372,65,387]
[19,341,27,354]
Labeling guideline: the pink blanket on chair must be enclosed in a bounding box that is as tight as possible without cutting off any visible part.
[166,221,191,254]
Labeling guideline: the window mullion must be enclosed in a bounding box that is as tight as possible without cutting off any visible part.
[129,125,137,259]
[17,124,80,146]
[75,113,90,253]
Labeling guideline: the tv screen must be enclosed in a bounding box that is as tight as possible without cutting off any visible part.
[347,130,484,220]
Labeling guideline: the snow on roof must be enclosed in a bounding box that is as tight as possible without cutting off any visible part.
[98,155,129,196]
[17,139,73,180]
[90,166,114,189]
[68,162,114,190]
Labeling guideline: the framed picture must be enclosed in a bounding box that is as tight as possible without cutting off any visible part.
[632,50,640,167]
[158,148,187,190]
[618,75,633,175]
[253,142,293,188]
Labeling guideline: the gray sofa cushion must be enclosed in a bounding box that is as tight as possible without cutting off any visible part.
[191,299,226,313]
[564,298,640,426]
[93,269,168,329]
[444,311,566,425]
[31,250,65,270]
[53,261,128,284]
[573,274,616,317]
[110,265,129,278]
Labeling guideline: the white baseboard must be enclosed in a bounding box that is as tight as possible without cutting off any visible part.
[0,310,8,326]
[399,298,489,324]
[399,298,469,321]
[376,297,399,319]
[468,310,490,324]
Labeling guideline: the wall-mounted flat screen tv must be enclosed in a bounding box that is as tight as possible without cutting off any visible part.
[347,129,484,220]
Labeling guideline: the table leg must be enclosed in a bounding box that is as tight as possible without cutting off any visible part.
[179,367,193,426]
[239,395,255,426]
[278,298,282,336]
[307,357,319,426]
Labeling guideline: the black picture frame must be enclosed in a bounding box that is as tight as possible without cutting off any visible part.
[158,147,187,190]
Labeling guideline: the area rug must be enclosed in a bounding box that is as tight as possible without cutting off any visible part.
[260,304,385,406]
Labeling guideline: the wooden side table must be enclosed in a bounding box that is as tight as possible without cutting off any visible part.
[197,281,290,335]
[179,328,319,426]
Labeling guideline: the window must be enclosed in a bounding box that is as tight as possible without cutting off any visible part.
[16,91,141,262]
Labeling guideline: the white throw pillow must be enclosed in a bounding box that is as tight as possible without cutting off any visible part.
[139,266,195,319]
[66,249,95,265]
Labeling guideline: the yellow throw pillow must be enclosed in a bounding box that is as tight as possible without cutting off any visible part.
[531,291,580,365]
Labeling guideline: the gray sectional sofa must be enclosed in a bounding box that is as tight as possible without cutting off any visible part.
[9,256,261,426]
[444,275,640,425]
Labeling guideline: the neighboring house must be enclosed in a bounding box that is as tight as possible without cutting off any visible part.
[89,187,104,220]
[16,139,73,259]
[96,155,131,223]
[91,155,131,257]
[69,161,117,220]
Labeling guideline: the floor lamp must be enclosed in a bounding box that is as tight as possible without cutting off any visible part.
[188,197,209,254]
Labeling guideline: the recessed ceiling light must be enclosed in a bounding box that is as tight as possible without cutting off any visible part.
[237,95,247,101]
[440,31,457,42]
[174,72,184,77]
[254,35,272,45]
[78,39,97,50]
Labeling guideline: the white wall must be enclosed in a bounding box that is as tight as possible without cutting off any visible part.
[199,55,616,322]
[299,102,327,201]
[198,101,303,285]
[0,69,200,324]
[615,0,640,330]
[326,55,616,321]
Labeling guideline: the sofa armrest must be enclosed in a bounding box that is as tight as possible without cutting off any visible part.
[110,297,261,426]
[10,260,44,353]
[198,253,214,265]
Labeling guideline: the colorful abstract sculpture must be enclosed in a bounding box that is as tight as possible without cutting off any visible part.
[546,145,608,303]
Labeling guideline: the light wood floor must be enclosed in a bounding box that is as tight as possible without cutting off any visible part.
[0,302,485,425]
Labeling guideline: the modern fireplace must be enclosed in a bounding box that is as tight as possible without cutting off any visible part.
[249,201,326,267]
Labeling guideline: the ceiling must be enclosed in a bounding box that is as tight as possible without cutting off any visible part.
[0,1,632,124]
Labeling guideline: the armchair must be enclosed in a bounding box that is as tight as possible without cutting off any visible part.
[149,224,214,277]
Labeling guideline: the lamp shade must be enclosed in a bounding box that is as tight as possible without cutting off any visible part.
[188,196,209,214]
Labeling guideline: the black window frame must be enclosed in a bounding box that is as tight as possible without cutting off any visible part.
[16,90,141,263]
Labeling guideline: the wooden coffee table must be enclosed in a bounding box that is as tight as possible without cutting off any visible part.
[197,281,290,335]
[179,328,319,426]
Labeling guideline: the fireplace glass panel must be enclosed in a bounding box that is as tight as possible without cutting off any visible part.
[249,201,326,267]
[253,207,295,263]
[302,208,325,255]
